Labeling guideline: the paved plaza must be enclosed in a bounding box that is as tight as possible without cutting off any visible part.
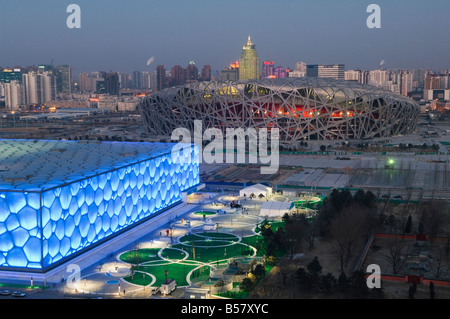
[0,190,294,299]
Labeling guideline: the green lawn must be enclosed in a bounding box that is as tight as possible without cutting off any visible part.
[179,232,240,243]
[193,211,217,216]
[119,248,161,264]
[173,242,253,263]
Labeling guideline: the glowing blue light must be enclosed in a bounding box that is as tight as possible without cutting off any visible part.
[0,144,199,269]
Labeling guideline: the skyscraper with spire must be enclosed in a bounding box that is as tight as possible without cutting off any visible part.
[239,35,260,81]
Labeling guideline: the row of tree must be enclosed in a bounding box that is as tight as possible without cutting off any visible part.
[295,256,383,298]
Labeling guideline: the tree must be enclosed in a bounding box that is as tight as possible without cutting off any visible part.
[240,277,254,292]
[421,201,448,245]
[320,145,326,152]
[320,273,336,294]
[408,285,415,299]
[350,270,369,297]
[404,215,412,234]
[353,190,366,206]
[382,214,400,233]
[284,214,308,259]
[260,220,273,240]
[307,256,323,276]
[330,204,369,274]
[294,267,311,290]
[337,272,349,293]
[251,264,266,280]
[307,257,323,287]
[384,238,409,274]
[430,282,435,299]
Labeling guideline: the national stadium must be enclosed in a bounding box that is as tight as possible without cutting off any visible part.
[139,77,420,141]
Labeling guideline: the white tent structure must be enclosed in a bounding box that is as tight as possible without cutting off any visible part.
[260,201,294,218]
[239,183,272,198]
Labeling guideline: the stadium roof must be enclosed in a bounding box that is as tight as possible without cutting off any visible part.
[0,139,179,192]
[140,77,420,141]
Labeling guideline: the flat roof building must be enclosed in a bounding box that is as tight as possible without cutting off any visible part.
[0,139,200,271]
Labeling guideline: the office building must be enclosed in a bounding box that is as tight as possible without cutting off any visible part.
[201,65,211,82]
[239,36,260,80]
[0,68,22,84]
[306,64,345,80]
[55,65,72,94]
[5,81,25,110]
[105,72,120,95]
[186,61,198,83]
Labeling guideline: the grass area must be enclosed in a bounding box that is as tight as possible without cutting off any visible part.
[294,200,322,210]
[181,240,236,247]
[160,247,187,260]
[241,233,288,258]
[241,235,265,256]
[173,242,253,263]
[145,263,203,286]
[123,271,153,286]
[0,283,49,290]
[179,232,240,243]
[193,211,217,216]
[119,248,161,264]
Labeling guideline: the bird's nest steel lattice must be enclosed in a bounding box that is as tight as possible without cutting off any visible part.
[139,77,420,142]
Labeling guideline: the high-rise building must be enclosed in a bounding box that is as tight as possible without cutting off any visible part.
[140,71,151,89]
[96,80,106,94]
[117,72,129,89]
[37,65,54,75]
[201,65,211,82]
[131,71,142,89]
[40,71,57,103]
[398,70,413,96]
[171,65,186,86]
[306,64,345,80]
[345,70,361,82]
[275,67,290,79]
[425,73,440,90]
[368,69,388,87]
[186,61,198,83]
[105,72,120,95]
[295,62,307,74]
[239,36,260,81]
[261,61,275,79]
[289,62,307,78]
[22,71,56,105]
[220,61,239,81]
[22,72,39,105]
[0,68,22,83]
[55,65,72,94]
[78,72,93,92]
[5,80,24,110]
[156,65,167,91]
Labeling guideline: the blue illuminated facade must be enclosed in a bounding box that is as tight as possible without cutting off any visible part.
[0,140,200,271]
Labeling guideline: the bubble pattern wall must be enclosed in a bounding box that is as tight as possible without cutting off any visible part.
[0,140,199,270]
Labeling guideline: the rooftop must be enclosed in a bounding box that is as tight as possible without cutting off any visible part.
[0,139,180,192]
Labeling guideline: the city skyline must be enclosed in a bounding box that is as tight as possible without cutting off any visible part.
[0,0,449,77]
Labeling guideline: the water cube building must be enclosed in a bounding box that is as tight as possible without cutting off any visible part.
[0,139,200,271]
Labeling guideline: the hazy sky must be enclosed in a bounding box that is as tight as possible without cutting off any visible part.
[0,0,448,76]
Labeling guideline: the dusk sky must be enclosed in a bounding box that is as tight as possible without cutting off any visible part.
[0,0,448,76]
